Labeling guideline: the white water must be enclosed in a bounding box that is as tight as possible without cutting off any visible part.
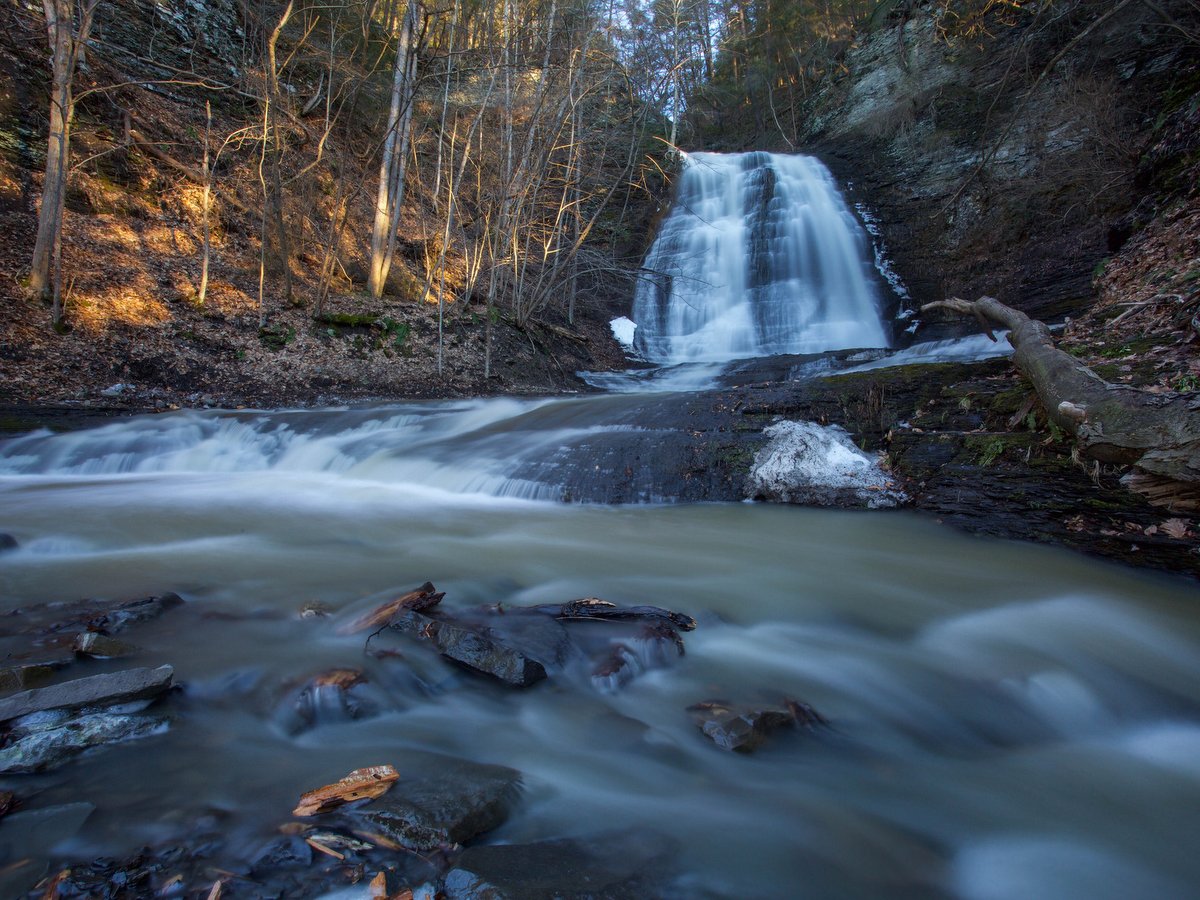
[632,152,889,363]
[0,447,1198,898]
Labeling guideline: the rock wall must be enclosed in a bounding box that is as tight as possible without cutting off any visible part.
[799,0,1199,329]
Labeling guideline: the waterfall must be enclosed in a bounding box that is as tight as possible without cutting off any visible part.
[632,151,890,363]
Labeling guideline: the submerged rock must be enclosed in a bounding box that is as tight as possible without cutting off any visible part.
[348,756,521,852]
[747,420,906,508]
[442,830,677,899]
[0,534,17,552]
[689,698,828,753]
[274,667,380,734]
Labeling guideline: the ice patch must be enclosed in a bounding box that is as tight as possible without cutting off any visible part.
[747,420,906,508]
[610,317,637,349]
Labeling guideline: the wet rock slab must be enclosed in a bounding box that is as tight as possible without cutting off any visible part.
[0,709,168,774]
[346,755,521,852]
[442,830,677,899]
[0,666,174,773]
[0,664,174,722]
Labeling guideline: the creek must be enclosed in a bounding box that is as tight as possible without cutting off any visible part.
[0,153,1198,898]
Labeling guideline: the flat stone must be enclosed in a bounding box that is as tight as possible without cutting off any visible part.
[349,756,521,851]
[0,664,174,723]
[442,830,676,899]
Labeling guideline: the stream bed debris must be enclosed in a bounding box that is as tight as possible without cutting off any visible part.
[2,581,830,896]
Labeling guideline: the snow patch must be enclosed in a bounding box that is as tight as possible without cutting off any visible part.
[747,421,906,508]
[610,316,637,348]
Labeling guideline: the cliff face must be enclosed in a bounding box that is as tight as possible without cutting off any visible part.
[800,0,1200,328]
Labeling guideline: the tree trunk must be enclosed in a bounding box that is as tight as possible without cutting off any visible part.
[367,0,418,298]
[30,0,97,318]
[923,296,1200,510]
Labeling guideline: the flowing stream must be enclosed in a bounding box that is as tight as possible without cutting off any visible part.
[1,152,1199,898]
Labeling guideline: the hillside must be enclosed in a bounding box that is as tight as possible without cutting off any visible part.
[0,0,663,408]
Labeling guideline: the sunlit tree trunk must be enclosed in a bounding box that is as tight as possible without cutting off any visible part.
[367,0,418,298]
[30,0,98,325]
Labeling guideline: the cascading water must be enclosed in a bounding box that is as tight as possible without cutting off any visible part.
[632,151,890,363]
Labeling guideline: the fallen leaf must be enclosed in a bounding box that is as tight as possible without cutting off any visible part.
[368,872,388,899]
[1161,518,1192,539]
[1144,525,1159,536]
[293,765,399,816]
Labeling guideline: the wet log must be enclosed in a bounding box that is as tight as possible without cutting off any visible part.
[0,665,174,723]
[337,583,445,636]
[523,598,697,632]
[923,296,1200,509]
[293,765,400,817]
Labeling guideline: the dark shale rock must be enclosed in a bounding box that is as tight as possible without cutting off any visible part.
[442,830,677,899]
[348,755,521,852]
[0,664,174,722]
[0,593,183,639]
[0,709,168,774]
[688,698,828,753]
[392,611,552,687]
[72,632,140,659]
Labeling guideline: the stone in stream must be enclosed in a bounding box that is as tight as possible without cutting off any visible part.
[0,708,169,774]
[0,593,183,643]
[274,667,380,735]
[391,610,556,687]
[73,632,140,659]
[0,664,174,722]
[590,622,686,693]
[345,755,521,852]
[688,698,828,753]
[441,830,677,899]
[0,533,17,552]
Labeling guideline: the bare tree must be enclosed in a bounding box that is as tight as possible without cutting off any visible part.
[29,0,100,327]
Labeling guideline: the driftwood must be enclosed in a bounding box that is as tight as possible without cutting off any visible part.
[293,765,399,816]
[337,583,444,635]
[923,296,1200,510]
[523,598,698,632]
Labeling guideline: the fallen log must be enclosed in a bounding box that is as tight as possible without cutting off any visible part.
[523,598,698,632]
[922,296,1200,510]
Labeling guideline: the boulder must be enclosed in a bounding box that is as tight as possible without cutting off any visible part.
[348,756,521,851]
